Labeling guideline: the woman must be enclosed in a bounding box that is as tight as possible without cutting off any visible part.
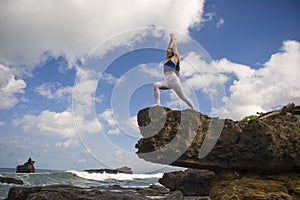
[153,33,195,110]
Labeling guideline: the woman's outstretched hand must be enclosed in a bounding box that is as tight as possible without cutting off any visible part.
[170,33,176,41]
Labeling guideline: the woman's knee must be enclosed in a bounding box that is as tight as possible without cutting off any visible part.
[153,82,159,90]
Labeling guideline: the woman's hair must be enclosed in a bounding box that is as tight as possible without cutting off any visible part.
[172,52,180,72]
[176,59,180,72]
[167,49,180,72]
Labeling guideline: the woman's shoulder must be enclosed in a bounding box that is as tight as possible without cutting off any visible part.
[170,56,178,64]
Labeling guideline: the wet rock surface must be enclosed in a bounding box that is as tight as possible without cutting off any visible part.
[0,176,23,185]
[5,184,184,200]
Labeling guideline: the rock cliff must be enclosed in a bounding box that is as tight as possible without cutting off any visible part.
[135,103,300,199]
[136,104,300,173]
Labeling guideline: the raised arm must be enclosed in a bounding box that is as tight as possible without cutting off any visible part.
[166,36,172,50]
[170,33,179,57]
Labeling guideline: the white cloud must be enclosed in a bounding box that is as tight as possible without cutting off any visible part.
[107,128,122,135]
[99,109,117,127]
[101,73,122,85]
[126,115,139,134]
[214,40,300,120]
[138,63,163,79]
[73,67,102,116]
[0,65,26,109]
[0,0,204,68]
[202,12,215,22]
[98,109,138,136]
[0,121,5,126]
[179,52,229,94]
[34,82,73,101]
[14,110,102,138]
[217,18,225,28]
[56,139,80,149]
[98,108,121,135]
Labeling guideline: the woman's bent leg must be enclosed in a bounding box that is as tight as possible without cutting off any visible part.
[153,81,168,105]
[168,76,195,109]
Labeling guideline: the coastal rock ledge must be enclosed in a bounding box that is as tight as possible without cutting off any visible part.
[136,103,300,173]
[135,103,300,199]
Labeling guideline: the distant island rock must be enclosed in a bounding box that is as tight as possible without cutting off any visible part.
[135,103,300,199]
[16,157,35,173]
[84,166,133,174]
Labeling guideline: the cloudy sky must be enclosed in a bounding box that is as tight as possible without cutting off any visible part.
[0,0,299,172]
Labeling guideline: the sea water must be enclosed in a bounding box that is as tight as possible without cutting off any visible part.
[0,168,163,199]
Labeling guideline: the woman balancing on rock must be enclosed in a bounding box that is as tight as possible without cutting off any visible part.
[153,33,195,110]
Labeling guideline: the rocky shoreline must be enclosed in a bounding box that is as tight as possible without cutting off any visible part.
[4,184,191,200]
[4,103,300,199]
[136,103,300,199]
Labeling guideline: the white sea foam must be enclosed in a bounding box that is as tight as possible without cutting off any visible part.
[67,170,163,181]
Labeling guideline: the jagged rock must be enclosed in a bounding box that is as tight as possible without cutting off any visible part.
[5,184,181,200]
[135,104,300,173]
[84,166,133,174]
[0,176,23,185]
[209,172,300,200]
[159,190,183,200]
[16,158,35,173]
[158,169,216,196]
[116,166,133,174]
[257,103,299,119]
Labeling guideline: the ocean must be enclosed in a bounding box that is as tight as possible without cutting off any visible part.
[0,168,164,199]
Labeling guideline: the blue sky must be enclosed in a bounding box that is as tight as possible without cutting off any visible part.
[0,0,299,172]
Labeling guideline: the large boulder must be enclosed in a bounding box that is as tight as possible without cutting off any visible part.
[158,169,216,196]
[135,104,300,173]
[16,158,35,173]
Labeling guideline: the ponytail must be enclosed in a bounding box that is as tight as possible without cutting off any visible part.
[176,60,180,72]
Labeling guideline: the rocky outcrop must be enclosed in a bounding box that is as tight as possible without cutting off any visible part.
[209,171,300,199]
[136,104,300,173]
[158,169,216,196]
[84,166,133,174]
[16,158,35,173]
[5,184,183,200]
[135,103,300,199]
[159,169,300,199]
[0,176,23,185]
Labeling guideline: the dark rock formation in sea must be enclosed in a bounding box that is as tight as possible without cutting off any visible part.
[16,158,35,173]
[5,184,184,200]
[0,177,23,185]
[84,166,133,174]
[136,103,300,199]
